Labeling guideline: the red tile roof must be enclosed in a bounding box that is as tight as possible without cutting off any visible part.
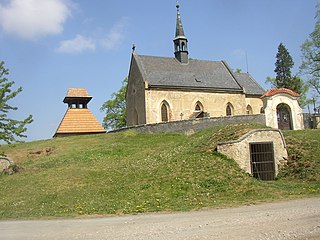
[54,108,106,136]
[261,88,300,98]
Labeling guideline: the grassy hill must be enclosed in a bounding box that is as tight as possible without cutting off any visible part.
[0,123,319,220]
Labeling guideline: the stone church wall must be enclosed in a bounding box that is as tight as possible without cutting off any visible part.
[144,89,249,123]
[110,114,266,135]
[245,96,264,114]
[126,56,147,126]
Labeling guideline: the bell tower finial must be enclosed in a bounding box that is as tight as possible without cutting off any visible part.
[173,0,188,64]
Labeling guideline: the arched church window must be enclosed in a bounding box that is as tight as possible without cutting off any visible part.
[226,103,234,116]
[161,102,169,122]
[195,101,203,111]
[175,43,180,52]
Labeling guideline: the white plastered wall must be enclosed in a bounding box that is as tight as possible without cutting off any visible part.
[262,93,304,130]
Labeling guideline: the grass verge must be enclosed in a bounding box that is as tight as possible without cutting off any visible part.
[0,124,319,219]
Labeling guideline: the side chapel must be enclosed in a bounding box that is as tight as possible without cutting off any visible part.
[126,2,304,130]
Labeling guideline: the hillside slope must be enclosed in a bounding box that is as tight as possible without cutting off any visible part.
[0,124,319,219]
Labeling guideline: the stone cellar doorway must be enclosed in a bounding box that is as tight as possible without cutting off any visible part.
[250,142,275,181]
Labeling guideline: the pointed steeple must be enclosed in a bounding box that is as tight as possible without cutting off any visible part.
[175,1,185,38]
[174,0,189,64]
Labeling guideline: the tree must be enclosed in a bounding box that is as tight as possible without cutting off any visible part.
[274,43,294,88]
[0,61,33,144]
[266,43,307,104]
[300,4,320,97]
[100,77,127,130]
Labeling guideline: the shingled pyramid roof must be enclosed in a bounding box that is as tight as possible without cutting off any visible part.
[54,88,106,137]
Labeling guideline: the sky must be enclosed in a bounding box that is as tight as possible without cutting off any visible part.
[0,0,318,142]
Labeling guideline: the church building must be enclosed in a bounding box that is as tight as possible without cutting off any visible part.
[126,2,304,130]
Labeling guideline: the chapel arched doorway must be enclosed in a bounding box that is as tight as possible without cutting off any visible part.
[277,103,292,130]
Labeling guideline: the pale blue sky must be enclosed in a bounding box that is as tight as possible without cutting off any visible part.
[0,0,317,141]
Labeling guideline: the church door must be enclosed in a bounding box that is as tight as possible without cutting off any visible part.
[277,103,292,130]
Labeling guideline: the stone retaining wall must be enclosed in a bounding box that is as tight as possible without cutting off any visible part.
[109,114,266,134]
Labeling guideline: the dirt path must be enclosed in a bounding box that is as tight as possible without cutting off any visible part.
[1,198,320,240]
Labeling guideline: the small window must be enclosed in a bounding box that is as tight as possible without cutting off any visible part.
[226,103,233,116]
[161,103,169,122]
[195,101,203,111]
[260,107,265,114]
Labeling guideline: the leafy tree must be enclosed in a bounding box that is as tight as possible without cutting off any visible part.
[0,61,33,144]
[266,43,307,105]
[300,3,320,97]
[100,77,127,130]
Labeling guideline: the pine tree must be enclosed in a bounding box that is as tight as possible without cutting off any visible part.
[0,61,33,143]
[274,43,294,88]
[267,43,306,94]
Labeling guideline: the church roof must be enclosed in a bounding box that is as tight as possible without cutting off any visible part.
[133,54,263,95]
[54,108,106,137]
[233,72,265,95]
[261,88,300,98]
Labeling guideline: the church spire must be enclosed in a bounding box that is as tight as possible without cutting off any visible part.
[174,0,189,64]
[175,1,185,38]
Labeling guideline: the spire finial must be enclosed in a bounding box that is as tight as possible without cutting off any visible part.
[176,0,179,9]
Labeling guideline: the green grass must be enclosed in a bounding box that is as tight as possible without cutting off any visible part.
[0,124,319,220]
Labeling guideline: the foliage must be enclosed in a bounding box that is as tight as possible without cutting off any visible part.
[100,77,127,130]
[0,61,33,143]
[0,125,319,219]
[267,43,306,93]
[300,4,320,98]
[266,43,308,106]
